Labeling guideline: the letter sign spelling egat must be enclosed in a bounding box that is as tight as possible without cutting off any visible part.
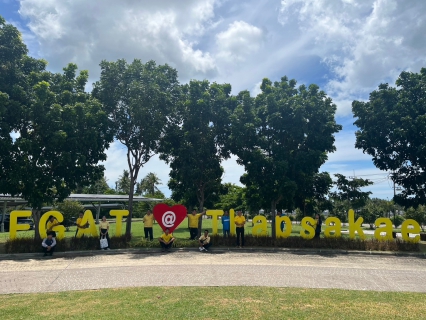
[39,211,66,239]
[76,210,98,238]
[9,211,32,239]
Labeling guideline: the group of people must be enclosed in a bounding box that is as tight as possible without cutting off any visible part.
[41,209,320,256]
[154,209,245,252]
[42,212,111,256]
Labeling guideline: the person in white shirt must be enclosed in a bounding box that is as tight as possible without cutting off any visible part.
[42,232,56,256]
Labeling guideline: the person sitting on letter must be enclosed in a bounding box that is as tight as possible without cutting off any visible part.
[46,215,59,238]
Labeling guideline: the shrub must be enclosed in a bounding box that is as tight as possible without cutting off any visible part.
[5,235,130,253]
[5,237,68,254]
[131,238,199,248]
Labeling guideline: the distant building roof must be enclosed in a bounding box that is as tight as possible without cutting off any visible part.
[0,194,162,206]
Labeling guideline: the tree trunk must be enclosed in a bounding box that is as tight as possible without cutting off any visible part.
[33,209,42,240]
[271,201,277,239]
[125,174,135,238]
[197,199,204,238]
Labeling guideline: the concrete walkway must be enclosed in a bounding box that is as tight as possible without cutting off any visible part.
[1,249,425,294]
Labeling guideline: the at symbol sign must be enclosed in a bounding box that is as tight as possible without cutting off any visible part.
[162,211,176,228]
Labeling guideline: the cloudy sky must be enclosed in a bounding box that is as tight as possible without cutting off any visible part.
[2,0,426,200]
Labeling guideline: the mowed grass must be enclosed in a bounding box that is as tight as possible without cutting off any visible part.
[0,287,425,320]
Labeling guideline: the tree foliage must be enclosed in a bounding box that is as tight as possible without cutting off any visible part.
[160,80,232,211]
[404,205,426,231]
[228,77,341,236]
[330,174,373,210]
[214,183,246,212]
[53,200,84,226]
[136,172,162,196]
[94,59,179,236]
[115,170,131,195]
[80,176,115,194]
[0,19,113,238]
[353,68,426,207]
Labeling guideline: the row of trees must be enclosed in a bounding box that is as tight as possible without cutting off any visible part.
[2,16,426,238]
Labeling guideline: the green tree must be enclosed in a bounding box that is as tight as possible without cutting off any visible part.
[53,200,84,228]
[136,172,162,195]
[81,176,115,194]
[297,172,333,216]
[353,68,426,207]
[115,170,131,195]
[330,174,373,211]
[329,199,350,223]
[160,80,232,212]
[214,183,246,211]
[0,16,47,196]
[93,59,179,237]
[228,77,341,237]
[0,19,113,238]
[404,205,426,232]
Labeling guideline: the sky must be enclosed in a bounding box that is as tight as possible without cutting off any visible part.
[1,0,426,200]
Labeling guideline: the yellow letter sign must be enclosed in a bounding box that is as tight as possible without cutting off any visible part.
[276,216,292,238]
[39,211,66,239]
[9,211,32,239]
[300,217,315,240]
[76,210,98,238]
[109,210,129,237]
[206,210,224,235]
[252,215,268,236]
[401,219,421,243]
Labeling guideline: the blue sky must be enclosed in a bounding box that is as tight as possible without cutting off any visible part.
[2,0,426,200]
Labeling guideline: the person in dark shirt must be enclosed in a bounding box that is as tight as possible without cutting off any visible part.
[42,232,56,256]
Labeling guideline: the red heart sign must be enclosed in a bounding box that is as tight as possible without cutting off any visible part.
[153,203,187,233]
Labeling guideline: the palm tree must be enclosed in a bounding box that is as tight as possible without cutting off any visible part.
[137,172,162,195]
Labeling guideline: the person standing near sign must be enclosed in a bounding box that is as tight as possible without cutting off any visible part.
[159,228,175,252]
[314,213,322,239]
[235,211,246,248]
[188,209,204,240]
[75,211,87,237]
[99,216,110,250]
[221,211,230,237]
[46,216,59,238]
[143,209,154,241]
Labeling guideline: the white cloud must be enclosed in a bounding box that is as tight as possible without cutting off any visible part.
[18,0,218,81]
[216,20,265,62]
[10,0,425,201]
[280,0,426,114]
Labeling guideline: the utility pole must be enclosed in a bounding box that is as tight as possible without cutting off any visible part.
[391,172,402,226]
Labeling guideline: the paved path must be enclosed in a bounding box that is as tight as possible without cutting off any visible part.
[1,250,425,294]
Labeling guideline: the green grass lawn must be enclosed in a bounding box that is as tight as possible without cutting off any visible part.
[0,287,425,320]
